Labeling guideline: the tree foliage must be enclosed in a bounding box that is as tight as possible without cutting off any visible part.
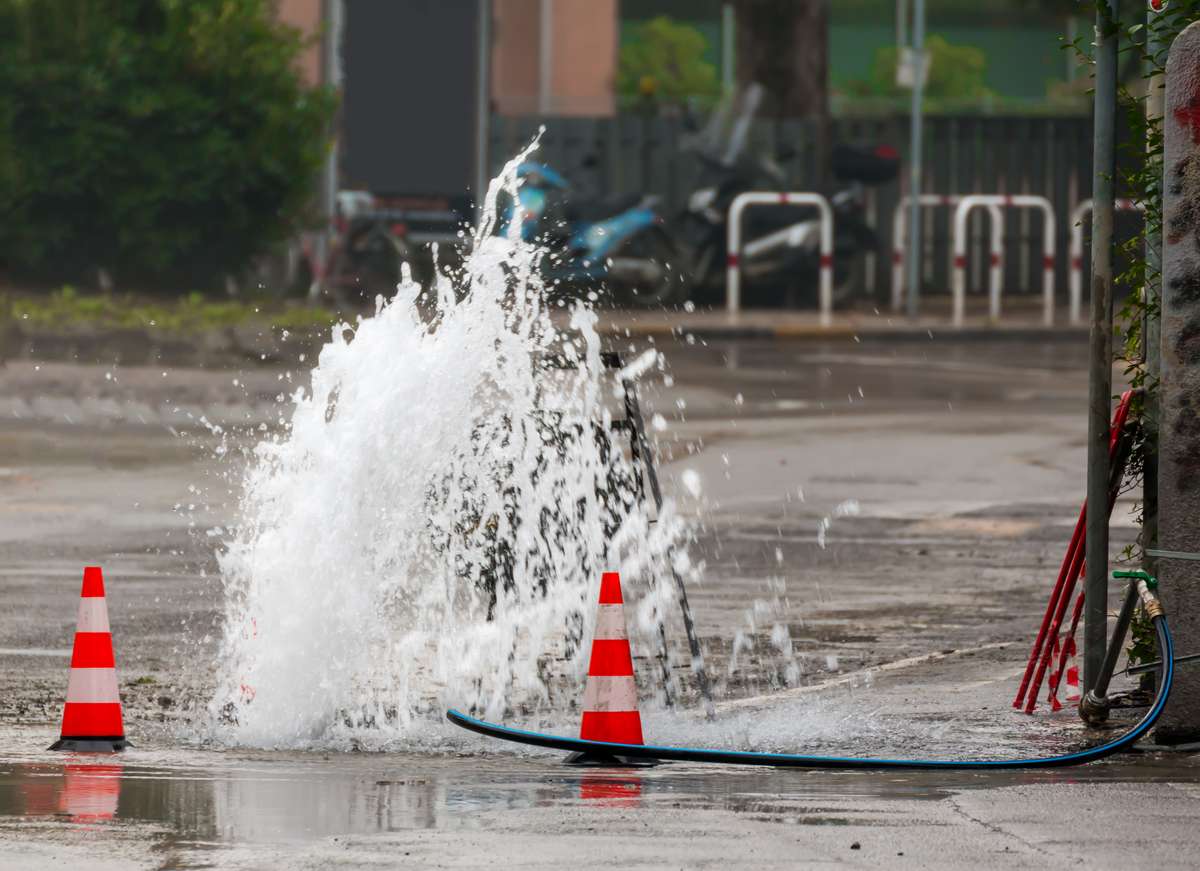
[0,0,336,288]
[617,16,720,106]
[850,35,991,100]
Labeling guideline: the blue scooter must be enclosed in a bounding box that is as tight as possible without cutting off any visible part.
[498,162,688,307]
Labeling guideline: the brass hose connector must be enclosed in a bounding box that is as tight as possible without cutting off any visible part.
[1138,580,1165,620]
[1112,570,1165,620]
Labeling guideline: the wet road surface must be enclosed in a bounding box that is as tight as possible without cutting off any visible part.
[4,334,1199,868]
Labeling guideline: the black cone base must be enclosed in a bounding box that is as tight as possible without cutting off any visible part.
[49,736,130,752]
[564,751,657,768]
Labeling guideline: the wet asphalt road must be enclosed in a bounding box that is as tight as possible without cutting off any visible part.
[2,333,1200,868]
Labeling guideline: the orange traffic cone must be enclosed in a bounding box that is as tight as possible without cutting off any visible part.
[579,571,644,746]
[49,567,129,752]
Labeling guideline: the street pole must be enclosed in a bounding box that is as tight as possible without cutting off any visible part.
[721,3,735,94]
[310,0,344,303]
[904,0,925,318]
[538,0,553,114]
[474,0,492,215]
[1084,0,1119,697]
[1143,0,1167,587]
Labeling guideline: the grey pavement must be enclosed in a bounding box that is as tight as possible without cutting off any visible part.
[1,333,1198,869]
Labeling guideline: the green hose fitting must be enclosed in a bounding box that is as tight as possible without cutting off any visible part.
[1113,569,1158,590]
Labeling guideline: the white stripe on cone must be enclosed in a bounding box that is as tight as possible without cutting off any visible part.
[66,668,121,704]
[592,605,629,641]
[75,598,110,633]
[582,675,639,712]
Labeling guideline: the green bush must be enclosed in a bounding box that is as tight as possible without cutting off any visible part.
[849,35,991,100]
[617,16,720,107]
[11,285,337,332]
[0,0,336,288]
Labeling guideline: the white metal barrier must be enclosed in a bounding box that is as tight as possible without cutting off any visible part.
[726,191,833,326]
[891,195,1004,315]
[951,195,1056,327]
[1068,198,1144,325]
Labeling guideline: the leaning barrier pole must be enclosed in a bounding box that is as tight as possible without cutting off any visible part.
[1068,199,1144,325]
[951,195,1056,327]
[726,192,834,326]
[891,195,1005,315]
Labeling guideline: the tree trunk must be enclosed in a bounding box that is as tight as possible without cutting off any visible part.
[733,0,829,119]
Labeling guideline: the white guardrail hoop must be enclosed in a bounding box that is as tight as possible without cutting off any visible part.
[892,195,1004,318]
[726,191,834,327]
[1068,198,1144,326]
[951,195,1056,328]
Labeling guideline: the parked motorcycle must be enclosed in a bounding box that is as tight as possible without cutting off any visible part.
[496,161,689,307]
[496,85,897,311]
[676,87,899,308]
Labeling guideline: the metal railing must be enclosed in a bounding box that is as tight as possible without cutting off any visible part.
[487,113,1094,303]
[951,195,1057,326]
[1068,198,1143,325]
[892,195,1004,314]
[726,192,833,325]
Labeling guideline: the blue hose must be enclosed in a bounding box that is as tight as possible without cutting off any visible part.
[446,616,1174,769]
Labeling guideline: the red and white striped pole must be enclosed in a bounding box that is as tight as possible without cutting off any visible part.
[580,572,644,745]
[50,567,128,752]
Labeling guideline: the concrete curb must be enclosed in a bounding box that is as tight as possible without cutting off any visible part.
[3,323,327,369]
[1,312,1090,369]
[598,320,1090,343]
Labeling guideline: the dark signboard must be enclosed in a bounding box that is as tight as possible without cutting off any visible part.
[342,0,480,219]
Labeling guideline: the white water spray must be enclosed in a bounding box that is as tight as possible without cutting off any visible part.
[207,147,689,748]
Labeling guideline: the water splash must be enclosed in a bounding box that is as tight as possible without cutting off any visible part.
[206,146,688,749]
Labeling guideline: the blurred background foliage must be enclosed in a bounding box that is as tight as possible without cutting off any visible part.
[0,0,335,290]
[617,15,721,107]
[848,35,990,100]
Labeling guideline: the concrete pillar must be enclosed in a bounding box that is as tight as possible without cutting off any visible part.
[1156,20,1200,742]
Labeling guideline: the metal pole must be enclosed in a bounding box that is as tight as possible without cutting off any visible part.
[721,3,735,94]
[1144,0,1167,587]
[1080,577,1141,723]
[309,0,343,303]
[621,375,715,721]
[474,0,492,216]
[896,0,908,51]
[538,0,553,114]
[904,0,925,318]
[1084,0,1119,695]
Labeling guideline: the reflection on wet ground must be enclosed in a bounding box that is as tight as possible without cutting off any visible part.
[2,747,1197,851]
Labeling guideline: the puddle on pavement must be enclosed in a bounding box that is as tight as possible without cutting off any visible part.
[1,747,1196,852]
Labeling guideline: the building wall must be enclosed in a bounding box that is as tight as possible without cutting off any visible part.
[491,0,541,115]
[492,0,617,116]
[276,0,322,86]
